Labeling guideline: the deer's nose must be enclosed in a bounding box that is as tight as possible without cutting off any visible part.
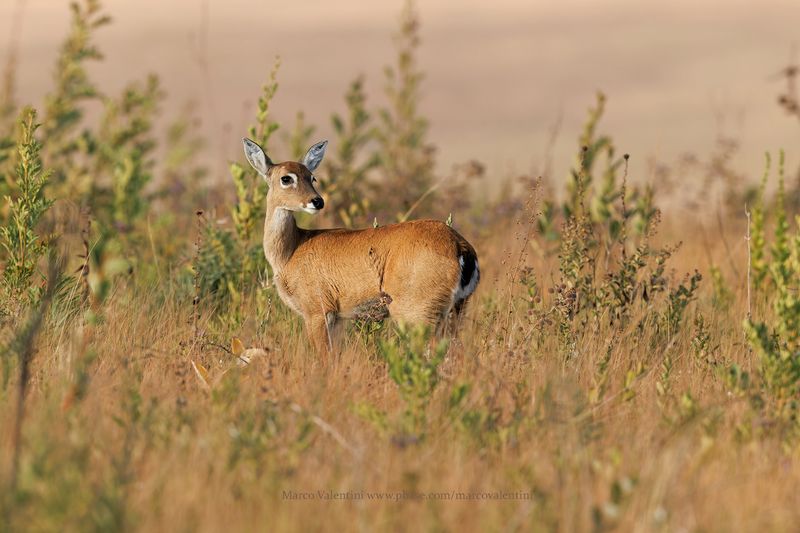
[311,197,324,210]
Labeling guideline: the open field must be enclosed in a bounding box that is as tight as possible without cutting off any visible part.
[3,0,800,177]
[2,1,800,531]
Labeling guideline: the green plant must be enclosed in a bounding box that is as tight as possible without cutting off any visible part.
[162,105,207,198]
[194,213,241,304]
[325,77,379,227]
[231,59,280,248]
[0,46,16,198]
[691,313,721,372]
[538,93,657,246]
[664,270,703,336]
[356,325,447,442]
[749,153,770,291]
[197,59,282,314]
[655,349,673,415]
[42,0,110,197]
[0,108,53,316]
[143,105,208,274]
[710,265,733,308]
[36,0,163,246]
[374,0,436,220]
[96,75,162,232]
[744,151,800,427]
[588,339,614,404]
[0,134,14,206]
[544,105,700,353]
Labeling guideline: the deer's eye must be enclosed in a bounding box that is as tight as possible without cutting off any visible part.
[280,175,293,186]
[311,176,317,183]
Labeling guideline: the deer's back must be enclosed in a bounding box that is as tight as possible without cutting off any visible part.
[281,219,476,321]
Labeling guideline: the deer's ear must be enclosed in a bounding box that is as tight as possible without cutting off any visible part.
[302,140,328,171]
[242,138,273,178]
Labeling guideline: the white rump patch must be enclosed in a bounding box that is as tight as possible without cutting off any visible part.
[454,255,479,302]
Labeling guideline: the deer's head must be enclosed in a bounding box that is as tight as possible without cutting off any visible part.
[242,138,327,214]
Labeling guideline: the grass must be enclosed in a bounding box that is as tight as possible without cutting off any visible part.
[2,1,800,532]
[2,219,798,532]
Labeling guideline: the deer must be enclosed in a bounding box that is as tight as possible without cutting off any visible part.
[242,137,480,356]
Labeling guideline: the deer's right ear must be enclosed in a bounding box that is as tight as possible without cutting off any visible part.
[242,138,273,179]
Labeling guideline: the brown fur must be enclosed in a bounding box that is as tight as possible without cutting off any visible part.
[256,150,479,356]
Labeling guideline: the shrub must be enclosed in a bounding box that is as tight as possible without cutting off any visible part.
[744,151,800,429]
[534,97,701,359]
[0,108,53,317]
[42,0,110,197]
[373,0,436,221]
[355,326,448,443]
[324,77,380,228]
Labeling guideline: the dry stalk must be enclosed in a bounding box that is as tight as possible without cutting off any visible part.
[192,209,204,344]
[744,205,752,323]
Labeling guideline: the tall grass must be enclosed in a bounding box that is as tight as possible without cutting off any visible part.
[1,1,800,532]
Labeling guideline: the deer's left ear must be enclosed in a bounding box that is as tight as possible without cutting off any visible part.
[302,140,328,171]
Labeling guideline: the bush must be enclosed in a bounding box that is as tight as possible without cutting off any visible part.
[0,108,52,316]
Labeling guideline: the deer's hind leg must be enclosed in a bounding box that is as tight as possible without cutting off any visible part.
[305,311,340,360]
[386,293,456,350]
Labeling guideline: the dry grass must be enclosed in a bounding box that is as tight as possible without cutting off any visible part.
[2,2,800,532]
[2,212,798,532]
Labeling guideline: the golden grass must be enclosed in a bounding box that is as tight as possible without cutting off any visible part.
[2,212,798,533]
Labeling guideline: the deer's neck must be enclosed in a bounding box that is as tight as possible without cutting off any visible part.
[263,200,302,274]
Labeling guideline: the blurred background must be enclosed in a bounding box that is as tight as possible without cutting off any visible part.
[2,0,799,186]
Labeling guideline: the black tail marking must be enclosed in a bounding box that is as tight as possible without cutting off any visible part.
[460,253,478,289]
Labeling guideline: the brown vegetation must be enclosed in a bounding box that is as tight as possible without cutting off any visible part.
[1,2,800,532]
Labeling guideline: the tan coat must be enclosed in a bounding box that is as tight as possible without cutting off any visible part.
[244,138,480,355]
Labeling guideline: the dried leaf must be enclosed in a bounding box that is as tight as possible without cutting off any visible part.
[231,337,245,355]
[191,360,210,390]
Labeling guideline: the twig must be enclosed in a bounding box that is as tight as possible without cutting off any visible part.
[146,212,162,283]
[289,403,360,457]
[620,154,629,259]
[744,205,752,322]
[504,179,541,347]
[192,210,204,343]
[716,201,740,279]
[202,341,233,356]
[397,174,448,223]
